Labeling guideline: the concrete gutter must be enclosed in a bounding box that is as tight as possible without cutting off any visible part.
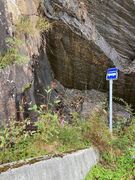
[0,148,99,180]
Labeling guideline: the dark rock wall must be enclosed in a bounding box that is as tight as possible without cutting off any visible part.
[0,0,8,52]
[44,0,135,107]
[33,43,54,105]
[0,0,135,121]
[0,0,53,121]
[0,64,33,121]
[88,0,135,69]
[46,23,110,90]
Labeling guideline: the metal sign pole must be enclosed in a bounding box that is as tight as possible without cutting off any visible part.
[109,79,113,133]
[106,67,118,133]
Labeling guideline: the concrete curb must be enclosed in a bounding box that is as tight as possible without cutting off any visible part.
[0,148,99,180]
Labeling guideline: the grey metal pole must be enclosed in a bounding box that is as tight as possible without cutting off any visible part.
[109,79,113,133]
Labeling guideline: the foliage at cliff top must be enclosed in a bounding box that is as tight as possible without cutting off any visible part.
[0,15,51,69]
[15,16,51,35]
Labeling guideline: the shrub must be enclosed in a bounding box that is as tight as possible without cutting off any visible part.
[0,119,31,150]
[34,112,60,143]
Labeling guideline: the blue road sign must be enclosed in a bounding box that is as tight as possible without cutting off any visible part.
[106,68,118,80]
[106,67,118,133]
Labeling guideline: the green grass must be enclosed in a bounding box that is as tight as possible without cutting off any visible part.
[86,155,134,180]
[85,118,135,180]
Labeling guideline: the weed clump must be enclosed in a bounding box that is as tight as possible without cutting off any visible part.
[0,37,28,69]
[36,17,52,33]
[15,16,33,35]
[0,15,51,69]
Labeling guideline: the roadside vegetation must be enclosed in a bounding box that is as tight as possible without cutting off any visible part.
[0,87,134,180]
[0,108,91,164]
[85,113,135,180]
[0,87,107,164]
[0,87,90,164]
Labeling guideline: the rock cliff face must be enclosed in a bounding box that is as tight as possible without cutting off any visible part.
[0,0,7,52]
[0,0,135,120]
[44,0,135,106]
[0,0,53,121]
